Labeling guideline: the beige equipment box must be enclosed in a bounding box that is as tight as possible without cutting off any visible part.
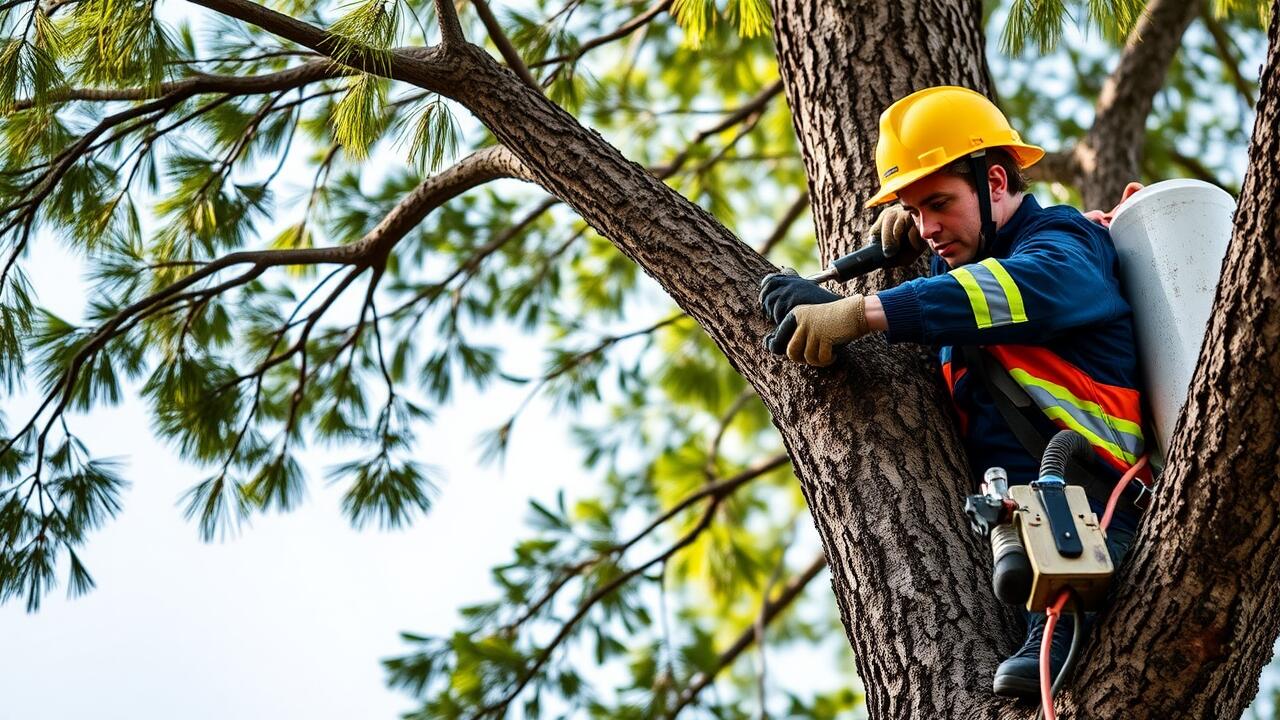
[1009,485,1114,612]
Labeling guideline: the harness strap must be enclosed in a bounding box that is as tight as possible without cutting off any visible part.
[958,346,1149,516]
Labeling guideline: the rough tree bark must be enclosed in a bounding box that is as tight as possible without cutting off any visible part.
[188,0,1280,717]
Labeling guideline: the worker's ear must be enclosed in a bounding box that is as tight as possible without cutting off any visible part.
[986,163,1009,202]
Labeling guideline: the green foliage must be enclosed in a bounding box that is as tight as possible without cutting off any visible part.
[331,73,390,160]
[405,96,460,173]
[673,0,771,49]
[0,9,65,114]
[62,0,176,90]
[1002,0,1145,53]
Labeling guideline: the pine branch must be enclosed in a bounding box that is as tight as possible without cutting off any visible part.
[185,0,454,91]
[0,146,532,475]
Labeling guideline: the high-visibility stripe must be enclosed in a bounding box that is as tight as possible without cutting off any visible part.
[986,345,1146,472]
[979,259,1028,324]
[986,346,1143,424]
[950,268,993,328]
[951,261,1028,329]
[1008,368,1144,466]
[970,264,1014,326]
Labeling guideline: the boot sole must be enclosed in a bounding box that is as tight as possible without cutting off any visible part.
[992,673,1041,700]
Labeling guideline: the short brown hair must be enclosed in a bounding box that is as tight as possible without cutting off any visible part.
[935,147,1028,195]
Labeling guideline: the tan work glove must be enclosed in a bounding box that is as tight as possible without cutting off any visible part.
[784,294,869,367]
[871,204,925,266]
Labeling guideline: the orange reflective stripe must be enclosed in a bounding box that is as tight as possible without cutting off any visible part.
[985,345,1142,425]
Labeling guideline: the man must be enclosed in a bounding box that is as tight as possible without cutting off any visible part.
[759,85,1150,698]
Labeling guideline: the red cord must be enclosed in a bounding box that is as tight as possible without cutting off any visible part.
[1100,454,1149,532]
[1039,454,1150,719]
[1040,590,1069,720]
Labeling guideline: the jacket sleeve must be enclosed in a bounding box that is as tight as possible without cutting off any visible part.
[876,219,1130,346]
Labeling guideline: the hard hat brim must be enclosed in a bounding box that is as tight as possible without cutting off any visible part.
[864,143,1046,208]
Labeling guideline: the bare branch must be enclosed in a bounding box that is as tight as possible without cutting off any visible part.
[1200,3,1257,107]
[531,0,672,69]
[1024,149,1079,187]
[653,80,785,179]
[756,192,810,257]
[704,389,758,479]
[472,0,540,91]
[476,499,721,719]
[1166,147,1229,187]
[12,59,347,113]
[500,453,787,647]
[669,553,827,717]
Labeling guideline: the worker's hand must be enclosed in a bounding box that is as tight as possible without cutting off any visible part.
[758,268,840,324]
[1084,182,1144,228]
[871,204,925,266]
[765,294,869,367]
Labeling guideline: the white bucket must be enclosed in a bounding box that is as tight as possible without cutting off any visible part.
[1108,179,1236,460]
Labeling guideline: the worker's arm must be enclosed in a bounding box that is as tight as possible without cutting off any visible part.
[874,221,1128,346]
[864,295,888,331]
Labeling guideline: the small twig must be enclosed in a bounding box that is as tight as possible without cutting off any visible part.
[756,192,810,257]
[472,0,540,92]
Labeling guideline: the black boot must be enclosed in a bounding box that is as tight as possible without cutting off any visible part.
[992,610,1074,699]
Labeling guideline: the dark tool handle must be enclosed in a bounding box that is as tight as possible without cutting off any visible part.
[829,241,889,282]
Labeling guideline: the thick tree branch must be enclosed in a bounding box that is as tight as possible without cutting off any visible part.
[1072,13,1280,717]
[1075,0,1201,208]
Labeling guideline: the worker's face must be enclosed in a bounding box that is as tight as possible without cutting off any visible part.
[896,173,989,268]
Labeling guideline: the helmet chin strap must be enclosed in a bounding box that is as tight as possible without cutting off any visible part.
[967,150,996,261]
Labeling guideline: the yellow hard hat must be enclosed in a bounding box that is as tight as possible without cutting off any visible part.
[865,86,1044,208]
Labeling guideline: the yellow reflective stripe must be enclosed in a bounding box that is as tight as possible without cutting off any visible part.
[978,258,1027,324]
[1007,368,1145,460]
[1037,405,1140,465]
[950,268,993,328]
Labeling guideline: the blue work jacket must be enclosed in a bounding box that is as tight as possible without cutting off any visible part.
[875,195,1151,497]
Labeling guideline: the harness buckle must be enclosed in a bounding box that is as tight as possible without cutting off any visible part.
[1129,479,1153,512]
